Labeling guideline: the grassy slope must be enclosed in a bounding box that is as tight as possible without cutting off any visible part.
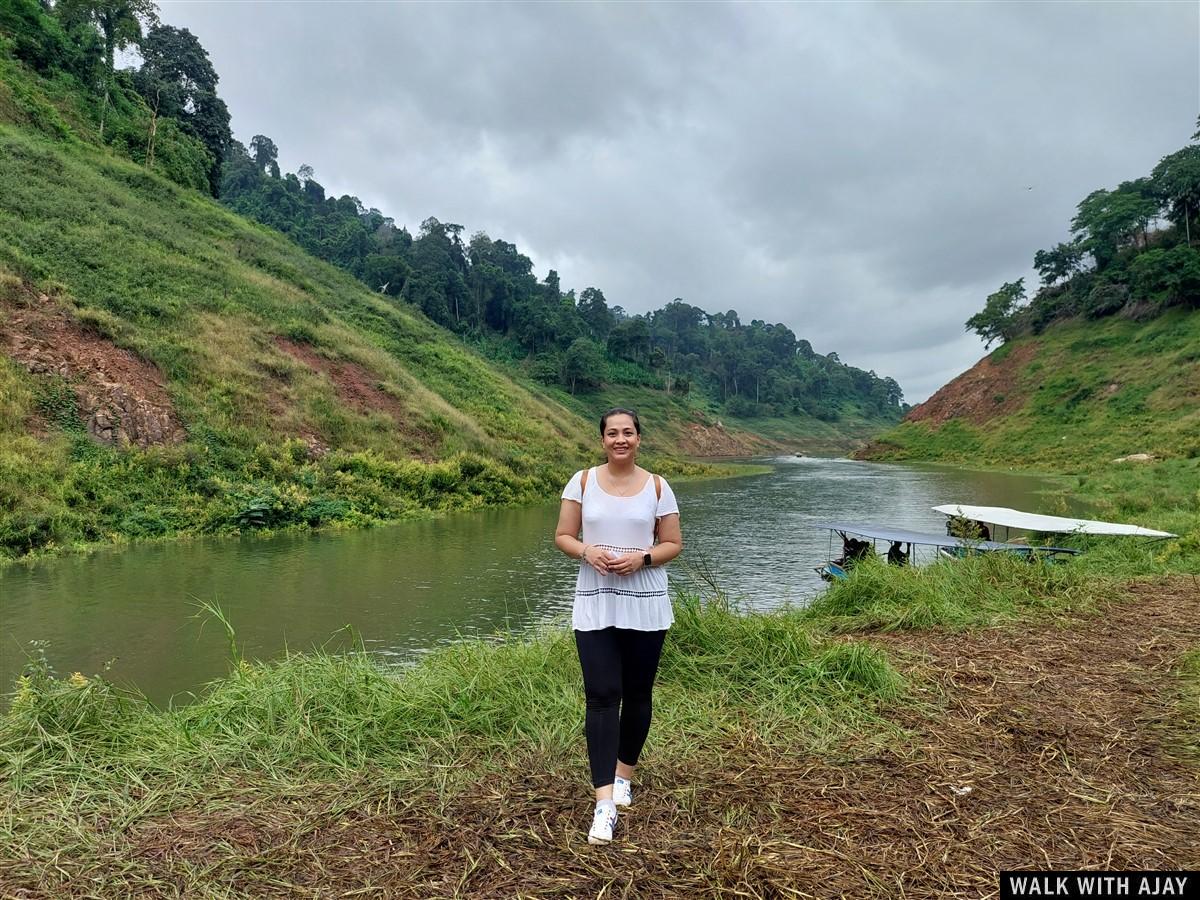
[0,116,613,554]
[860,308,1200,549]
[0,54,894,558]
[866,309,1200,468]
[0,55,697,559]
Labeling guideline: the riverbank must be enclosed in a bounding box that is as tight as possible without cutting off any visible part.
[3,550,1198,896]
[0,450,760,570]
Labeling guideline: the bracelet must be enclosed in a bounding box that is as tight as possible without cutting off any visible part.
[580,544,590,561]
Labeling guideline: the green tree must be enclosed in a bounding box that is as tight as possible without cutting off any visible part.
[1071,180,1162,268]
[562,338,606,393]
[59,0,159,138]
[1033,241,1085,286]
[135,24,229,194]
[1151,143,1200,246]
[577,287,614,341]
[966,279,1025,348]
[2,0,101,79]
[248,134,279,173]
[607,316,650,364]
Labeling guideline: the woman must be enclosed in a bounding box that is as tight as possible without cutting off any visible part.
[554,407,683,844]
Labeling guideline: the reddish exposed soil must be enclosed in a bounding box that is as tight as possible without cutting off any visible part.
[674,419,779,458]
[273,337,409,423]
[0,293,185,448]
[271,336,441,458]
[905,342,1039,429]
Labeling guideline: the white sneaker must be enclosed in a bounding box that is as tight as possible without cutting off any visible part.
[613,776,632,807]
[588,802,617,844]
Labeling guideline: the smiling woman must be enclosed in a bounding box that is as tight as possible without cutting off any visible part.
[553,406,683,845]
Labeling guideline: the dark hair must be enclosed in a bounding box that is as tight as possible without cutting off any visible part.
[599,407,641,436]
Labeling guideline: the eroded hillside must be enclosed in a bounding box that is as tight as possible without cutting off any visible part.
[0,119,613,557]
[858,309,1200,468]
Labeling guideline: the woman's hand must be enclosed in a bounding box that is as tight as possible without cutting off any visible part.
[606,551,646,576]
[583,545,612,575]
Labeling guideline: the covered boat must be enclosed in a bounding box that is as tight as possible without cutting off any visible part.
[811,522,1076,581]
[932,505,1175,539]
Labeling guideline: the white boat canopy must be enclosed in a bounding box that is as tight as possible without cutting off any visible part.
[932,504,1175,538]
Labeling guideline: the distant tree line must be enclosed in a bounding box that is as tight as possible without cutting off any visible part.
[1,0,904,421]
[219,143,903,419]
[968,117,1200,348]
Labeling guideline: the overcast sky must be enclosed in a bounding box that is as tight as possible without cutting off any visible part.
[160,1,1198,402]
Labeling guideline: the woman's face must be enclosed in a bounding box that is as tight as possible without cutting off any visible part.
[602,414,640,463]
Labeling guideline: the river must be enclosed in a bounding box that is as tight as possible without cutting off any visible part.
[0,457,1057,705]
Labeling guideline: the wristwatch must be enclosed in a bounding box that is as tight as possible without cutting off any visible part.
[643,552,653,568]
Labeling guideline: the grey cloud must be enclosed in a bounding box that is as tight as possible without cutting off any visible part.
[162,0,1198,402]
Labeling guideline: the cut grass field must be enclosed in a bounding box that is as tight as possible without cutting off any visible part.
[3,543,1199,897]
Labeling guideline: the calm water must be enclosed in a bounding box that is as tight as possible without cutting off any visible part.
[0,458,1056,704]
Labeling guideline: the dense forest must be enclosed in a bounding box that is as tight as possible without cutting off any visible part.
[219,145,904,419]
[967,118,1200,348]
[1,0,904,422]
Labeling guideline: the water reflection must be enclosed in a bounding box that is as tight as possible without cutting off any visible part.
[0,457,1057,704]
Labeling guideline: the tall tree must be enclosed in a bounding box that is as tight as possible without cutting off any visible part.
[135,24,229,194]
[965,279,1025,348]
[59,0,159,139]
[1152,143,1200,246]
[249,134,279,173]
[562,338,606,393]
[576,287,615,341]
[1032,241,1085,286]
[1071,180,1162,268]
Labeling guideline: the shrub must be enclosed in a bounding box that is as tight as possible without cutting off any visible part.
[1129,246,1200,309]
[1082,282,1129,318]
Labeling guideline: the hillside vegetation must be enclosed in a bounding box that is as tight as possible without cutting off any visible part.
[219,142,905,425]
[0,115,610,558]
[0,5,907,560]
[964,117,1200,349]
[0,22,603,559]
[862,307,1200,469]
[865,115,1200,540]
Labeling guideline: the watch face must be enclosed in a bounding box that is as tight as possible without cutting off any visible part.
[643,553,653,567]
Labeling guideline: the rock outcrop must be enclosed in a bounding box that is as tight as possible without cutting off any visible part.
[1,293,185,448]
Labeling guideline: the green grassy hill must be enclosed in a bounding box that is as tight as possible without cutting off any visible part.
[0,49,609,559]
[859,309,1200,469]
[0,52,890,560]
[0,115,603,556]
[858,309,1200,547]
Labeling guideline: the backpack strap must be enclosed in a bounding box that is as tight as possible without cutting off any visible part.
[580,467,589,497]
[652,473,663,544]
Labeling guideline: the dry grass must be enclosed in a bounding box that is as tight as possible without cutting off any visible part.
[3,578,1198,898]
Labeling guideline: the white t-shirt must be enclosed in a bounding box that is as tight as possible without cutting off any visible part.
[561,467,680,631]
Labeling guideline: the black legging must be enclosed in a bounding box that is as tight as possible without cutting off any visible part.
[574,627,667,789]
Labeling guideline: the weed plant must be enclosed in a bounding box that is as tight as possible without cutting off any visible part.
[805,554,1106,632]
[0,586,902,890]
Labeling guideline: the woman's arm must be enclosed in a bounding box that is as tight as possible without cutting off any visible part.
[607,513,682,575]
[554,499,610,574]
